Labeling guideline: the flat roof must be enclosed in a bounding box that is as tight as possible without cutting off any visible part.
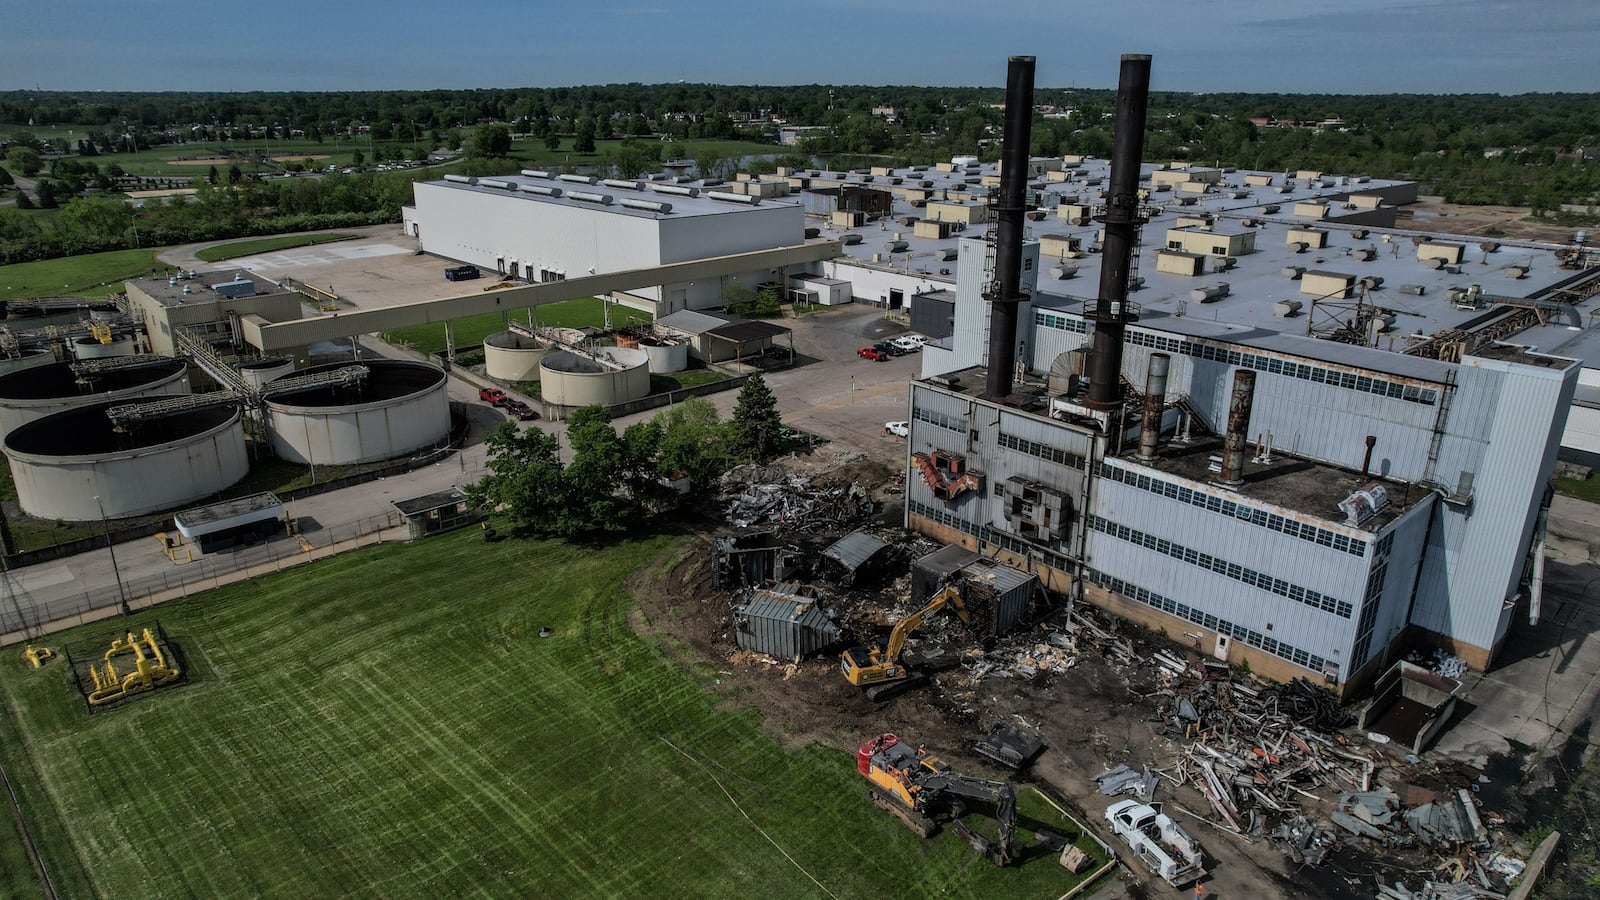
[391,487,467,517]
[130,271,284,308]
[809,157,1598,368]
[423,173,802,220]
[173,492,284,538]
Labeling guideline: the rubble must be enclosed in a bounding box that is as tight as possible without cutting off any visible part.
[1407,647,1470,680]
[719,464,874,529]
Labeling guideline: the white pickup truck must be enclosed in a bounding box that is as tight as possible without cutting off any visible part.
[1104,799,1205,886]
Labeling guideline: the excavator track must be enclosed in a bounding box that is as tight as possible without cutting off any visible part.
[869,789,937,838]
[863,673,928,702]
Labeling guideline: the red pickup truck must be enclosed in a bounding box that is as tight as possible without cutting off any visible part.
[478,387,508,405]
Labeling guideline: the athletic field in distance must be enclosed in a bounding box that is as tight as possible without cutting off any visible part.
[0,527,1102,898]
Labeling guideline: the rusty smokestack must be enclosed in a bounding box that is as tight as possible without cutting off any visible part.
[1219,369,1256,486]
[983,55,1036,400]
[1361,434,1376,478]
[1085,53,1153,410]
[1137,353,1170,462]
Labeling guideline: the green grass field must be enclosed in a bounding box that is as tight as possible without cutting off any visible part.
[0,248,163,300]
[381,297,653,354]
[194,232,358,263]
[0,528,1102,898]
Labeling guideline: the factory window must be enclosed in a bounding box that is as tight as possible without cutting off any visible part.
[1212,245,1228,256]
[1083,567,1330,675]
[912,406,966,433]
[999,432,1087,469]
[1086,515,1355,619]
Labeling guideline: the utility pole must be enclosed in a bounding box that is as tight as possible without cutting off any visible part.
[94,495,131,616]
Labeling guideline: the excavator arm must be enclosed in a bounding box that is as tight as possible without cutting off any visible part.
[881,582,971,663]
[930,774,1017,866]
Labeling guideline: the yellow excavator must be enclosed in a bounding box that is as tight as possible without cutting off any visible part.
[857,732,1018,866]
[841,582,970,701]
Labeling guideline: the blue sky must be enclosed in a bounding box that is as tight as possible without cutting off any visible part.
[4,0,1597,94]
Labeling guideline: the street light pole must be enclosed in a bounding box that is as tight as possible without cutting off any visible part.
[94,495,131,616]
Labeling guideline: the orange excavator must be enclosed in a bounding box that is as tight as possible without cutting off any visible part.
[840,582,970,701]
[857,732,1018,866]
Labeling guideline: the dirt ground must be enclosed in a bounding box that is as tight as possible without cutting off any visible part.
[625,453,1432,900]
[1398,197,1578,244]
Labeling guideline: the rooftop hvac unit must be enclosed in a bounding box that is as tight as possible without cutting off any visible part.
[478,179,513,190]
[602,179,643,191]
[620,198,672,214]
[559,173,597,185]
[568,191,614,205]
[520,169,552,179]
[443,174,475,184]
[707,191,759,205]
[519,184,562,197]
[651,184,700,198]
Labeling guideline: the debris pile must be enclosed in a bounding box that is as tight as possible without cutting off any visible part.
[719,465,874,529]
[1406,647,1470,680]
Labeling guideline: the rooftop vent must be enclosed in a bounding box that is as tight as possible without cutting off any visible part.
[519,184,562,197]
[620,198,672,214]
[568,191,614,205]
[651,184,700,198]
[602,179,644,191]
[706,191,759,205]
[559,174,598,185]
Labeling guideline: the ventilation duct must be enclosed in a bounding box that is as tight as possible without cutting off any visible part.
[559,174,598,185]
[520,169,552,179]
[568,191,614,205]
[603,179,644,191]
[707,191,759,205]
[651,184,701,198]
[519,184,562,197]
[620,198,672,214]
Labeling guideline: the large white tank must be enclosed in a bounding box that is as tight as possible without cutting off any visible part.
[539,347,651,409]
[3,401,248,521]
[266,360,450,465]
[483,331,548,382]
[0,359,190,437]
[238,357,297,391]
[640,337,688,373]
[71,334,138,360]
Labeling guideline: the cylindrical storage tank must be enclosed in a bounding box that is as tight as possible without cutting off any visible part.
[0,359,189,437]
[238,357,296,391]
[265,360,449,465]
[71,334,137,360]
[0,350,55,377]
[483,331,548,382]
[640,338,688,373]
[539,348,650,408]
[3,400,247,521]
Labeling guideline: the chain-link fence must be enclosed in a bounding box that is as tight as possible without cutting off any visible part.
[0,511,402,642]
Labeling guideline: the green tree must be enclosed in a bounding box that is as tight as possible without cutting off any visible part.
[35,180,57,208]
[56,195,135,240]
[350,149,364,168]
[13,190,33,210]
[227,164,243,184]
[654,397,732,488]
[465,421,565,533]
[470,124,513,158]
[544,133,561,152]
[6,146,42,177]
[0,166,12,187]
[730,374,782,461]
[208,165,219,185]
[575,118,596,154]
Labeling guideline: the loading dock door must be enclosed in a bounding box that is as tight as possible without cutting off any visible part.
[889,288,904,310]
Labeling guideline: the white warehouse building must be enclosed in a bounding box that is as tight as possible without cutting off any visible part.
[404,173,805,315]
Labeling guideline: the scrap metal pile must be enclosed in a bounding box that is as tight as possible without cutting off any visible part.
[1131,658,1528,898]
[719,464,874,530]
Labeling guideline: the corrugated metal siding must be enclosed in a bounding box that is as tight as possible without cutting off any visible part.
[1411,356,1578,650]
[960,558,1037,635]
[734,593,842,661]
[910,295,956,339]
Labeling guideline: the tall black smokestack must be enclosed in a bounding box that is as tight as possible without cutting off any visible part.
[1085,53,1153,410]
[983,55,1035,400]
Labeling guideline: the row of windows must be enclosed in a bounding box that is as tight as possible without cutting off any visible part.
[912,406,966,433]
[1084,568,1331,675]
[1349,531,1396,669]
[999,432,1087,469]
[1086,515,1355,619]
[908,500,1073,571]
[1033,310,1440,405]
[1097,462,1368,557]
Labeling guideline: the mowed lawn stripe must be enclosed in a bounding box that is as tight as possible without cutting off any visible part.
[0,530,1089,899]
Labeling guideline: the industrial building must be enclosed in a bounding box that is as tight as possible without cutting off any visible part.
[899,55,1596,693]
[403,172,806,315]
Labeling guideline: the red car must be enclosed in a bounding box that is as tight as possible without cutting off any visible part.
[857,347,887,361]
[478,387,508,405]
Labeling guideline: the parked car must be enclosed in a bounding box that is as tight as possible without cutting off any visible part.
[873,341,905,357]
[857,347,887,361]
[890,335,925,352]
[503,400,537,421]
[883,421,909,437]
[478,387,507,405]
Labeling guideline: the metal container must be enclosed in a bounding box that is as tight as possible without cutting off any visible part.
[733,584,842,661]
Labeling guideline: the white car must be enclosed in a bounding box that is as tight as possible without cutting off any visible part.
[884,421,909,437]
[891,335,925,352]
